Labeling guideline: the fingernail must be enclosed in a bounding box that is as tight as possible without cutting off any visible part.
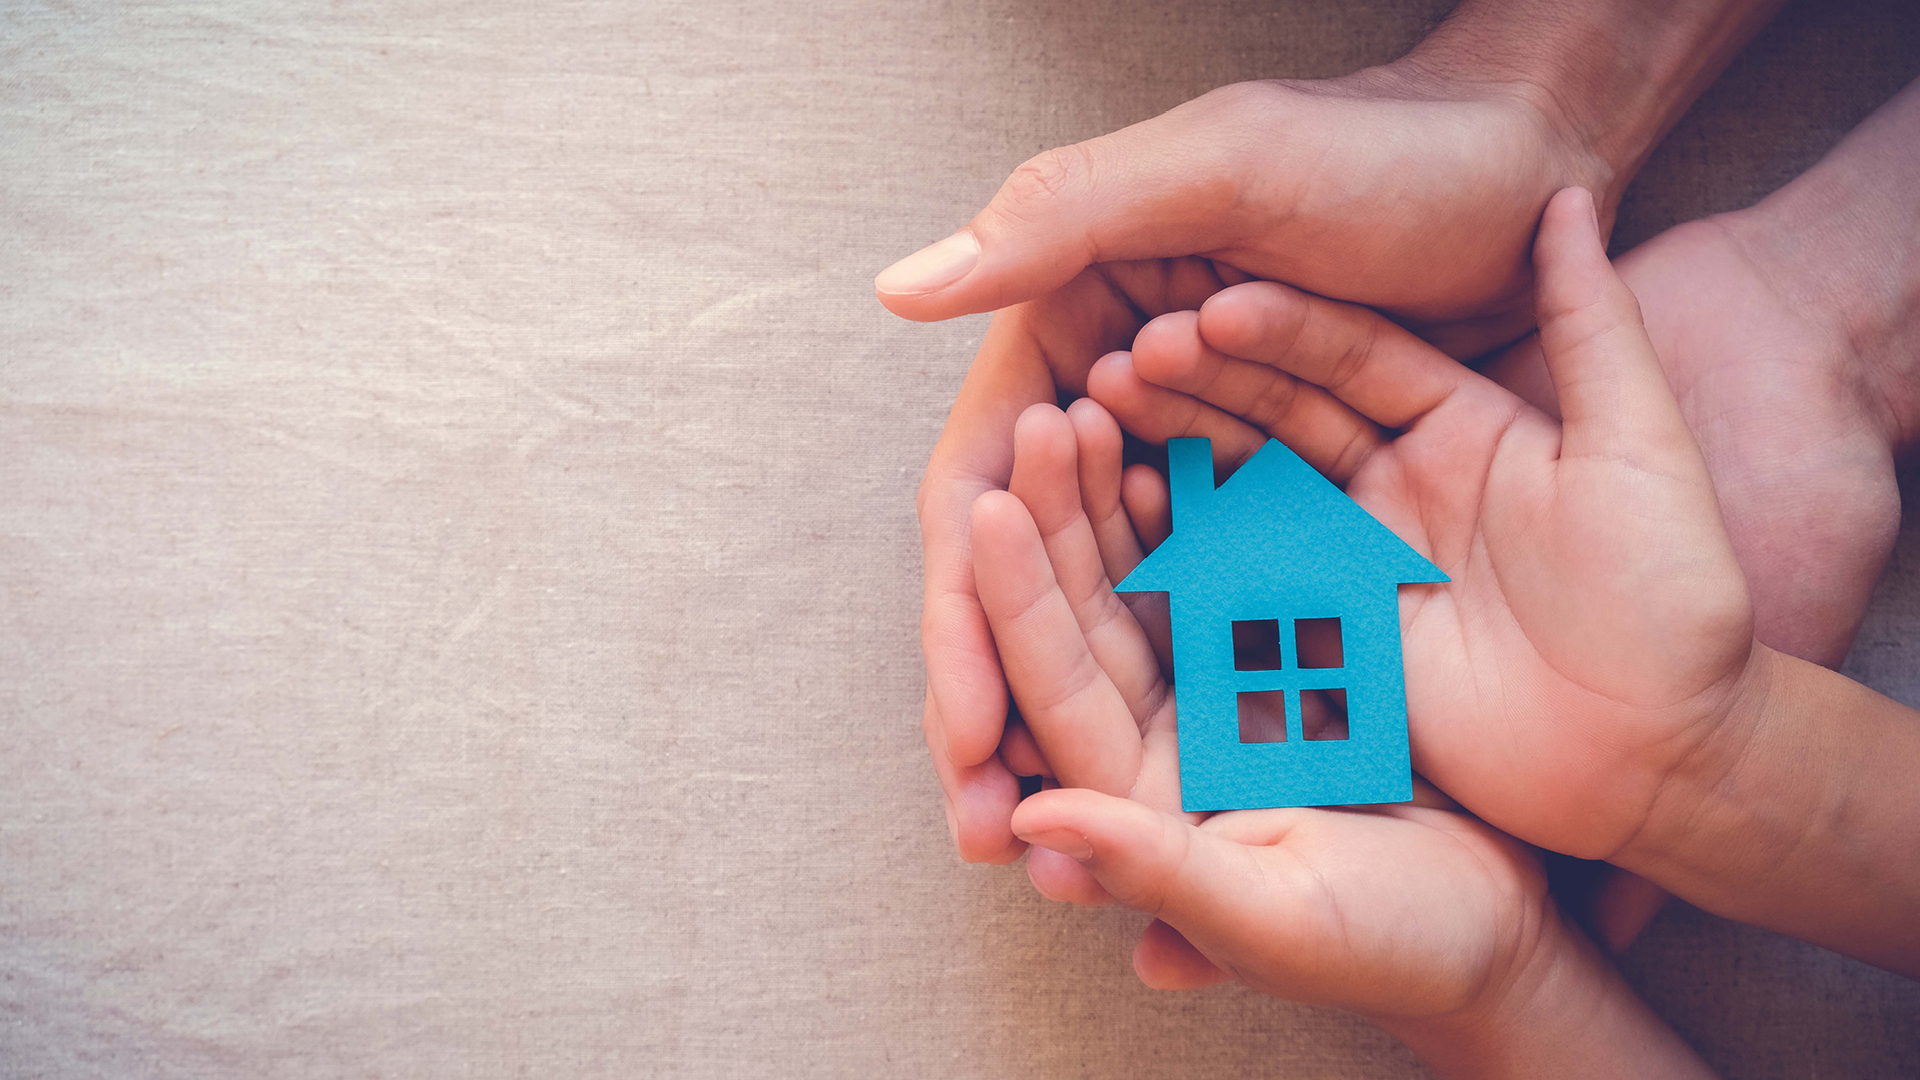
[1019,828,1093,862]
[943,793,961,851]
[876,231,980,296]
[1586,190,1601,234]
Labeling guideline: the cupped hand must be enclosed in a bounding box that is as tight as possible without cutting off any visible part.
[971,397,1556,1013]
[1091,188,1762,864]
[918,259,1249,863]
[906,63,1618,863]
[1014,787,1556,1016]
[880,67,1614,351]
[968,395,1178,898]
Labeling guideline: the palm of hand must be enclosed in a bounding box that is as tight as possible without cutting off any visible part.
[1351,361,1755,858]
[1156,798,1549,1015]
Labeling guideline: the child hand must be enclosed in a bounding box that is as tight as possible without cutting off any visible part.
[970,397,1182,904]
[1082,188,1760,866]
[971,396,1714,1076]
[972,399,1553,1015]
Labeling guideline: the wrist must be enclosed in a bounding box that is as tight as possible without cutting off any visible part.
[1381,908,1712,1080]
[1393,0,1783,208]
[1613,640,1780,878]
[1612,643,1920,974]
[1726,81,1920,454]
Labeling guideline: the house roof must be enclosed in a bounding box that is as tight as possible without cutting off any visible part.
[1115,437,1447,597]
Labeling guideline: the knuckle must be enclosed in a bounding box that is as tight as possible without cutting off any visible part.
[1327,427,1376,482]
[997,144,1096,218]
[1325,315,1380,395]
[1191,78,1287,119]
[1129,818,1192,919]
[1082,592,1139,655]
[1246,372,1303,429]
[1020,648,1104,719]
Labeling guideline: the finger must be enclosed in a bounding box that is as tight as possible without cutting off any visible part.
[922,692,1026,864]
[1013,788,1301,955]
[1532,187,1700,469]
[1096,256,1247,326]
[1121,464,1172,550]
[920,312,1065,771]
[1084,351,1268,476]
[1297,688,1348,742]
[1028,776,1118,905]
[972,491,1144,796]
[1008,405,1168,729]
[875,93,1258,321]
[1118,464,1175,670]
[1588,868,1671,954]
[1028,844,1116,905]
[1407,774,1463,813]
[999,710,1050,778]
[1134,919,1233,990]
[1063,398,1147,586]
[1065,400,1175,673]
[1133,309,1387,485]
[1197,280,1484,432]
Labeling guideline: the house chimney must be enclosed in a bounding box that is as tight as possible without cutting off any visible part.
[1166,438,1214,530]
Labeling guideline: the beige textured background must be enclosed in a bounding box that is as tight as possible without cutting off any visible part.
[3,1,1918,1076]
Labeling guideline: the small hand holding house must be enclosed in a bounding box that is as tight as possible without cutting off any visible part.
[1115,438,1448,811]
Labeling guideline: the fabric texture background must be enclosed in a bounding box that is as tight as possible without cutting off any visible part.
[3,1,1918,1076]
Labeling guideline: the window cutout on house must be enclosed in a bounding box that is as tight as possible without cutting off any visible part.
[1232,619,1284,670]
[1300,688,1349,741]
[1294,617,1344,669]
[1237,689,1288,743]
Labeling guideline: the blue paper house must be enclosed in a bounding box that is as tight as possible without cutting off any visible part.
[1115,438,1448,811]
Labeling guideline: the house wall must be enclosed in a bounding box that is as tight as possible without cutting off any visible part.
[1169,589,1412,812]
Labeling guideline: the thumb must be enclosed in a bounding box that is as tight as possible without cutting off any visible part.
[1011,788,1290,963]
[1532,187,1698,466]
[875,92,1256,321]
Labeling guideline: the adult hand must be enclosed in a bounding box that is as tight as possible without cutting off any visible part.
[896,0,1783,862]
[883,69,1611,353]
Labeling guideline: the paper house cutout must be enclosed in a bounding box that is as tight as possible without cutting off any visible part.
[1115,438,1447,811]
